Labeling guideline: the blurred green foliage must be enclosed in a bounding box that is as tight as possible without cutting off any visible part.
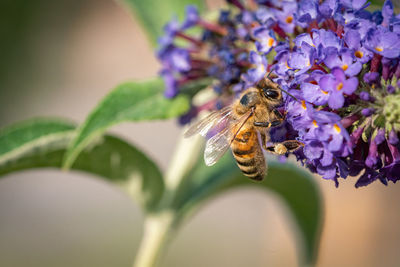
[0,0,83,123]
[121,0,205,45]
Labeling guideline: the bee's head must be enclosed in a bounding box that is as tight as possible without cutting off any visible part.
[257,78,283,107]
[261,87,281,101]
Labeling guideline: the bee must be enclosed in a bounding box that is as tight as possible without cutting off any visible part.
[184,77,303,181]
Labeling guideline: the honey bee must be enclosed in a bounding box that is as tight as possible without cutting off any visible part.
[184,77,303,181]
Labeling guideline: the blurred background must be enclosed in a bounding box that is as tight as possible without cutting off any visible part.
[0,0,399,266]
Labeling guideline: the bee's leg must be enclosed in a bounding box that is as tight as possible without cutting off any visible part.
[254,109,284,128]
[259,132,302,155]
[254,120,281,127]
[265,140,304,155]
[273,108,284,120]
[259,132,269,149]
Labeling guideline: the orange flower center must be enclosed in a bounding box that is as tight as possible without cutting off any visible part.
[375,46,383,52]
[267,38,275,47]
[321,90,329,95]
[250,22,259,28]
[333,123,341,133]
[337,82,343,91]
[286,16,293,23]
[313,120,318,127]
[355,50,363,58]
[342,64,348,71]
[301,100,307,109]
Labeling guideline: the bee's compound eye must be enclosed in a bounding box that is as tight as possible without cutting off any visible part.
[264,89,279,99]
[240,93,249,106]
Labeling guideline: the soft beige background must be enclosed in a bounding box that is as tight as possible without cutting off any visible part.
[0,0,399,266]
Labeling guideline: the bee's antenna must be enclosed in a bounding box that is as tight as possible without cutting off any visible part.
[265,70,299,102]
[279,87,299,102]
[266,70,273,79]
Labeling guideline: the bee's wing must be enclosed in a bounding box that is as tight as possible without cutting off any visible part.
[204,109,253,166]
[184,106,232,138]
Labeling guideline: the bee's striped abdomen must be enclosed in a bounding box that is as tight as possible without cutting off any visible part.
[231,128,266,180]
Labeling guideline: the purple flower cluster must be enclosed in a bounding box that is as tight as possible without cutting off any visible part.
[156,0,400,187]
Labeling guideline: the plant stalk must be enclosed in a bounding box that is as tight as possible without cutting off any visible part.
[164,133,203,192]
[133,132,204,267]
[133,213,174,267]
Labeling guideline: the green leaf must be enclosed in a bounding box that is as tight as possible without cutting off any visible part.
[0,118,75,164]
[173,154,322,266]
[63,79,190,169]
[367,1,384,11]
[369,0,383,7]
[179,77,214,98]
[120,0,205,45]
[0,119,164,212]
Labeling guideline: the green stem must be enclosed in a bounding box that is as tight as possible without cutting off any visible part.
[164,133,203,192]
[133,132,204,267]
[133,213,174,267]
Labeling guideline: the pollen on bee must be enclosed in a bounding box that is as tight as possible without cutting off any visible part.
[301,100,307,109]
[342,64,348,71]
[285,16,293,23]
[375,46,383,52]
[337,82,343,91]
[333,123,341,133]
[355,50,363,58]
